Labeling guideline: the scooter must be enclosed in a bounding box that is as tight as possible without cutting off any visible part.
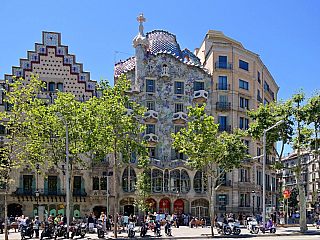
[40,222,55,240]
[228,218,241,235]
[140,222,148,237]
[21,223,34,240]
[260,219,276,233]
[96,220,105,238]
[247,217,259,234]
[70,223,86,239]
[54,224,68,240]
[216,221,232,235]
[154,221,161,237]
[127,222,135,238]
[165,221,172,236]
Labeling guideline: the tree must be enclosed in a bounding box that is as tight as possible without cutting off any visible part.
[0,75,46,240]
[94,75,147,238]
[247,90,320,233]
[288,186,299,210]
[172,104,249,236]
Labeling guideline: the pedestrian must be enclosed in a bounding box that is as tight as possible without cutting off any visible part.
[279,213,285,227]
[88,213,94,233]
[33,216,39,238]
[272,211,277,226]
[214,214,218,227]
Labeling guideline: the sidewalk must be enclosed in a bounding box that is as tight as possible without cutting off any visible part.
[1,225,320,239]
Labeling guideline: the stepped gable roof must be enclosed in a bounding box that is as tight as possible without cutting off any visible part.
[114,30,206,77]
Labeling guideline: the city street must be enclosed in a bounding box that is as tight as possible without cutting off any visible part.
[1,225,320,240]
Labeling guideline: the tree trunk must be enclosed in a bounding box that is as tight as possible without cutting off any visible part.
[113,140,118,238]
[209,175,215,236]
[4,175,8,240]
[296,173,307,232]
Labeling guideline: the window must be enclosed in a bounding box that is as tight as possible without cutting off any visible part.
[245,118,249,130]
[152,169,163,193]
[174,125,184,135]
[239,117,243,129]
[122,166,136,192]
[147,147,155,158]
[218,76,228,90]
[0,125,5,135]
[49,82,55,91]
[240,169,248,182]
[239,79,249,90]
[174,81,184,95]
[146,124,155,134]
[257,196,261,207]
[146,79,155,93]
[264,98,269,106]
[175,149,184,160]
[264,82,269,91]
[257,147,261,162]
[48,176,58,195]
[312,173,315,181]
[257,89,261,102]
[194,81,204,91]
[146,101,155,111]
[181,169,190,193]
[73,176,81,191]
[239,59,249,71]
[194,170,207,193]
[243,140,249,154]
[57,83,63,92]
[170,169,181,192]
[240,194,245,206]
[257,171,262,185]
[240,97,249,109]
[312,164,316,171]
[100,177,108,190]
[175,103,184,113]
[257,71,261,83]
[93,177,99,190]
[23,175,33,194]
[42,82,47,91]
[218,195,227,206]
[218,116,229,132]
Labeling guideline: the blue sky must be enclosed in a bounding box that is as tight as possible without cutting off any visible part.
[1,0,319,155]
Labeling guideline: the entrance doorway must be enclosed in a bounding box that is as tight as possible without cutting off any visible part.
[8,204,22,217]
[124,205,134,216]
[93,206,108,217]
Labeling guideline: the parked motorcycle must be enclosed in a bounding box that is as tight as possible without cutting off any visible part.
[96,220,105,238]
[154,221,161,237]
[260,219,276,233]
[247,217,259,234]
[70,223,86,239]
[40,222,55,240]
[21,223,34,240]
[140,222,148,237]
[165,221,172,236]
[54,224,68,240]
[228,218,241,235]
[127,222,135,238]
[216,222,232,235]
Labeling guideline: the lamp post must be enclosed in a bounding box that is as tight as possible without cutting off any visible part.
[56,113,70,239]
[262,120,284,233]
[35,164,40,216]
[252,190,255,215]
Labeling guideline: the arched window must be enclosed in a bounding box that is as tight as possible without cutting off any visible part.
[164,169,169,192]
[170,169,180,193]
[194,170,203,193]
[181,169,190,193]
[49,82,55,91]
[191,199,209,219]
[162,64,169,75]
[159,199,170,214]
[152,169,163,193]
[122,166,137,193]
[57,83,63,92]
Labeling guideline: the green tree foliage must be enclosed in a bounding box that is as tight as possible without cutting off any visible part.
[247,89,320,233]
[172,104,249,236]
[288,187,299,210]
[0,75,45,240]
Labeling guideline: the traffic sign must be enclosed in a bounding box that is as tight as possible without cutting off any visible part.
[284,190,290,198]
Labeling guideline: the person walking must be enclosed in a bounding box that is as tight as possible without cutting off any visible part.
[33,216,39,238]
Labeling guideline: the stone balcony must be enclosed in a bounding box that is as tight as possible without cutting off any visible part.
[143,110,159,123]
[143,133,159,146]
[172,112,187,124]
[193,90,208,104]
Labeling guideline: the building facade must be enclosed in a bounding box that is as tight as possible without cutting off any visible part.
[0,31,116,219]
[114,14,280,218]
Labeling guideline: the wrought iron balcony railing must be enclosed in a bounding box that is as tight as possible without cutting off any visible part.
[216,83,230,90]
[215,61,232,70]
[216,102,231,110]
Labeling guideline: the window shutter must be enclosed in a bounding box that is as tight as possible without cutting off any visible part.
[32,177,36,192]
[20,176,23,194]
[44,178,48,195]
[81,178,85,195]
[171,148,175,160]
[226,195,229,205]
[226,116,229,129]
[152,80,155,92]
[181,82,184,94]
[57,178,61,195]
[218,116,221,124]
[216,194,219,205]
[174,82,177,94]
[155,146,159,159]
[225,172,229,185]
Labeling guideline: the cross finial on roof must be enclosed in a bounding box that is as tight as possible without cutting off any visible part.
[137,13,145,24]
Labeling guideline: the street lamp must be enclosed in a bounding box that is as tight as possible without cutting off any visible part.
[262,120,285,233]
[35,164,40,215]
[56,113,70,239]
[252,190,255,215]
